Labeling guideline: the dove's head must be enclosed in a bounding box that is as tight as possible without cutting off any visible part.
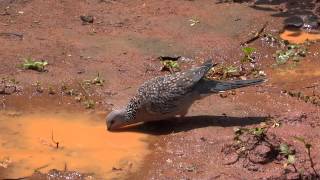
[106,108,131,131]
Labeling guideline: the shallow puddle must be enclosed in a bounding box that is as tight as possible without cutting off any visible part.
[269,61,320,89]
[280,30,320,44]
[0,111,149,179]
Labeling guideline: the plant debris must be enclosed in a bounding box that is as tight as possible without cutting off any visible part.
[274,44,307,65]
[22,58,48,72]
[240,22,268,46]
[189,18,200,26]
[83,73,105,86]
[160,60,180,73]
[84,99,95,109]
[283,89,320,106]
[279,143,297,170]
[0,32,23,40]
[0,157,12,168]
[241,47,256,63]
[293,136,319,177]
[0,78,19,95]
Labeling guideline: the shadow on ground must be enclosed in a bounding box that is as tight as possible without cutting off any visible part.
[112,115,267,135]
[254,0,319,17]
[218,0,320,26]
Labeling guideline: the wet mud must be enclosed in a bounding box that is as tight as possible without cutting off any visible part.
[1,0,320,179]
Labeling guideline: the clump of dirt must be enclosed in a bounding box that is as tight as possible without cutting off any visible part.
[222,120,320,179]
[30,169,89,180]
[0,78,20,95]
[284,89,320,107]
[222,122,282,171]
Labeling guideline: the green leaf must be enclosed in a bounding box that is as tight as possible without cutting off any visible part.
[280,143,292,155]
[251,127,265,136]
[161,60,180,69]
[22,58,48,71]
[242,47,256,56]
[287,154,295,164]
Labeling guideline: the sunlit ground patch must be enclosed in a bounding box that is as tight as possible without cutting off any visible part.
[0,111,149,179]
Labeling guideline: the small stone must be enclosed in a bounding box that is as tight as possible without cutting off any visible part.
[219,93,228,98]
[0,83,5,93]
[80,15,94,24]
[112,167,122,171]
[166,159,173,163]
[303,15,319,29]
[240,76,247,80]
[248,144,272,164]
[223,152,238,165]
[4,85,16,94]
[200,137,206,141]
[286,172,300,180]
[284,16,304,28]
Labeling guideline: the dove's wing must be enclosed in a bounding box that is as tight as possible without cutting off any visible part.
[137,60,214,114]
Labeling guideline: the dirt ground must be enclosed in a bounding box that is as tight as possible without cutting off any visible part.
[1,0,320,179]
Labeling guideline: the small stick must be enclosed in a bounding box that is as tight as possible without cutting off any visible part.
[307,147,319,177]
[34,164,49,173]
[0,32,23,40]
[240,22,268,46]
[64,162,68,171]
[51,130,59,149]
[77,80,90,100]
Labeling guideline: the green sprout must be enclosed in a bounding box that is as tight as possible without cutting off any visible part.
[294,136,318,177]
[274,44,307,65]
[160,60,180,73]
[250,127,265,137]
[22,58,48,72]
[241,47,256,63]
[84,99,95,109]
[83,73,104,86]
[279,143,296,170]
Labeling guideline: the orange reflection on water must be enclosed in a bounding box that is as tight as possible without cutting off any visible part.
[280,30,320,44]
[0,112,149,179]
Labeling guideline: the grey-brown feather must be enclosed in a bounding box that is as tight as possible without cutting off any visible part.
[123,60,264,122]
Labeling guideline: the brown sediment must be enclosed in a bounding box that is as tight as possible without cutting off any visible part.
[0,111,149,179]
[280,29,320,44]
[267,60,320,89]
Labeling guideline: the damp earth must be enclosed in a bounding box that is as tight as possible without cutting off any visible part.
[1,0,320,179]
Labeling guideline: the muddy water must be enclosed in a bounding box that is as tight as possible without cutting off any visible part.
[280,30,320,44]
[0,111,149,179]
[270,61,320,83]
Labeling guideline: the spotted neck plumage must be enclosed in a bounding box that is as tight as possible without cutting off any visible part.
[125,95,142,121]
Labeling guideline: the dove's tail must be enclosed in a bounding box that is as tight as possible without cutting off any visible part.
[196,78,265,94]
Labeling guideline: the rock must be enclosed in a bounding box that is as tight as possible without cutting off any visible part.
[223,152,239,165]
[0,83,5,93]
[80,15,94,24]
[284,16,304,28]
[286,172,300,180]
[4,85,16,95]
[248,144,272,164]
[303,15,319,29]
[219,93,228,98]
